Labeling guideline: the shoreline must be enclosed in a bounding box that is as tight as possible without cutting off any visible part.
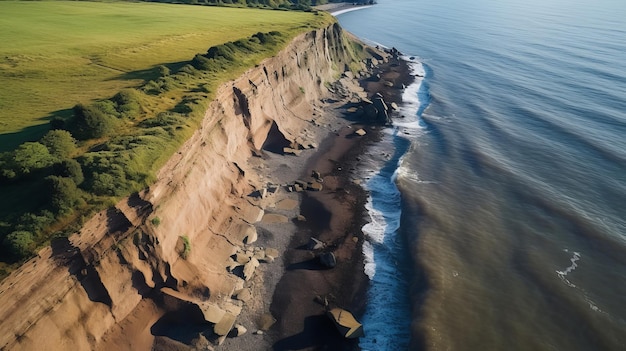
[262,53,415,350]
[315,2,374,17]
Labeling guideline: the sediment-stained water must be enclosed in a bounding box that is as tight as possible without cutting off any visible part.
[338,0,626,350]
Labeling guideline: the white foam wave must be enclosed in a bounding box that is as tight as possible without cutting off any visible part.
[362,240,376,279]
[556,250,581,288]
[362,198,387,244]
[397,164,437,184]
[330,5,373,17]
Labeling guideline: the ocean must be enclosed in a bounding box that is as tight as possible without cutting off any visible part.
[336,0,626,350]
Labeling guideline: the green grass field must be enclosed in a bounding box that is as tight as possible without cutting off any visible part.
[0,1,326,151]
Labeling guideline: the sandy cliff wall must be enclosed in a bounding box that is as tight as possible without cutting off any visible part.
[0,23,367,350]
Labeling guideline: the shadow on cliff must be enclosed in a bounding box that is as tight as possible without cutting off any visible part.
[51,236,112,306]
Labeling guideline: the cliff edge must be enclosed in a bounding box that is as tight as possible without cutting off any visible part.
[0,23,385,350]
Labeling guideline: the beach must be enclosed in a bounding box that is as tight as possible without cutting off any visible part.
[218,48,415,350]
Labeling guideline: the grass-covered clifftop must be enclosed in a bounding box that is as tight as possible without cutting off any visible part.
[0,1,328,149]
[0,1,345,275]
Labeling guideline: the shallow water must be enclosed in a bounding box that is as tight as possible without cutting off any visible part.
[338,0,626,349]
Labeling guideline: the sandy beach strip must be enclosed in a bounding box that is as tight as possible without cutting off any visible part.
[264,55,414,350]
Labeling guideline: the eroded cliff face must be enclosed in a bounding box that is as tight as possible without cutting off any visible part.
[0,24,373,350]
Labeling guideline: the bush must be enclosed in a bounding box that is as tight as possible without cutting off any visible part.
[10,142,55,177]
[158,65,171,77]
[46,176,81,214]
[71,103,119,140]
[151,217,161,227]
[113,89,143,119]
[41,130,76,159]
[53,159,84,185]
[3,231,34,260]
[180,235,191,259]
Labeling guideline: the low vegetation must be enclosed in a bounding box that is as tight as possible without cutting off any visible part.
[180,235,191,260]
[0,1,336,275]
[0,0,328,150]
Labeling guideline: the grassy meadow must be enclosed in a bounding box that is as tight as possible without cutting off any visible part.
[0,0,327,151]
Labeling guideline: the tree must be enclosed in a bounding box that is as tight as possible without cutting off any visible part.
[11,142,55,176]
[3,231,34,259]
[46,176,81,214]
[41,130,76,159]
[71,103,119,140]
[53,159,84,185]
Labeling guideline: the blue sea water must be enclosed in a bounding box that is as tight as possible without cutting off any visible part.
[337,0,626,350]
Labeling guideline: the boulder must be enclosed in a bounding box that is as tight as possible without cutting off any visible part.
[312,170,322,181]
[307,237,326,250]
[234,253,251,265]
[258,313,277,331]
[319,252,337,268]
[283,147,301,156]
[243,225,258,245]
[327,308,364,339]
[265,248,279,261]
[214,312,237,336]
[243,257,260,281]
[200,303,226,324]
[253,249,266,261]
[307,182,323,191]
[229,324,247,337]
[355,128,367,136]
[390,102,399,110]
[234,288,252,303]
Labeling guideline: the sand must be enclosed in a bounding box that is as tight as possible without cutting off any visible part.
[219,53,414,351]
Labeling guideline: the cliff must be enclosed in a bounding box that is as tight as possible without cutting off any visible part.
[0,23,381,350]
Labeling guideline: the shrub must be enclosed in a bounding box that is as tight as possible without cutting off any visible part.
[41,130,76,159]
[10,142,55,177]
[15,211,55,234]
[180,235,191,259]
[45,176,81,214]
[113,89,143,119]
[206,44,236,61]
[158,65,171,77]
[71,103,119,140]
[3,231,34,260]
[53,159,84,185]
[151,217,161,227]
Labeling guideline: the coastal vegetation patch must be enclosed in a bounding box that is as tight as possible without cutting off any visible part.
[0,0,338,277]
[0,0,325,150]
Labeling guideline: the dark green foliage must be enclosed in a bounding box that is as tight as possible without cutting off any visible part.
[158,65,171,77]
[79,142,153,197]
[71,103,120,140]
[53,159,84,185]
[41,130,76,159]
[151,217,161,226]
[139,112,184,128]
[112,88,143,119]
[3,231,34,260]
[45,176,82,214]
[15,211,55,234]
[3,142,55,179]
[180,235,191,259]
[206,43,235,61]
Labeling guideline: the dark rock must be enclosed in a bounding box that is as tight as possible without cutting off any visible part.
[307,237,326,250]
[319,252,337,268]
